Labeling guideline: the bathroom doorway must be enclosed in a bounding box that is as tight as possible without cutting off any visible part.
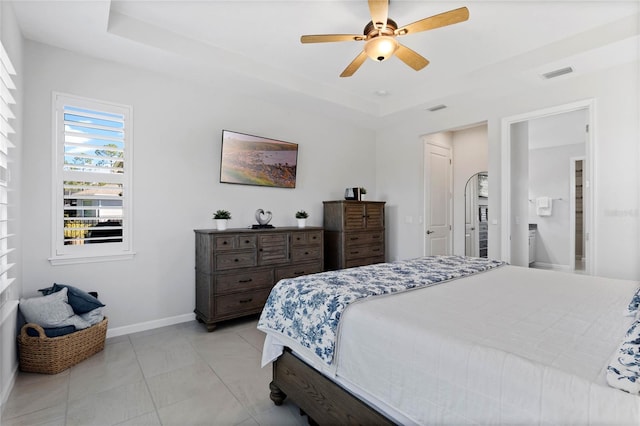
[501,100,594,275]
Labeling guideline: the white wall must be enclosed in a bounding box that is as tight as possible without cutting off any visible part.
[21,41,376,331]
[376,60,640,280]
[510,121,530,267]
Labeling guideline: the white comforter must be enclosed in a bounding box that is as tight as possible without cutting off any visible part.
[262,265,640,425]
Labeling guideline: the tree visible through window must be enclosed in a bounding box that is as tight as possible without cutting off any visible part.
[52,94,133,263]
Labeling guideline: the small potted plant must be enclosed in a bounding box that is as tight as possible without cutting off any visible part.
[359,187,367,201]
[213,209,231,231]
[295,210,309,228]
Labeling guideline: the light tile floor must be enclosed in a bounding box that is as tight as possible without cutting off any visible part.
[2,316,308,426]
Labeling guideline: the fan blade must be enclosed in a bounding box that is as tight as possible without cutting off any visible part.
[301,34,365,43]
[368,0,389,30]
[340,51,368,77]
[396,7,469,36]
[395,44,429,71]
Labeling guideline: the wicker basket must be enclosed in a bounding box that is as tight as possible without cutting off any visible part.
[18,317,108,374]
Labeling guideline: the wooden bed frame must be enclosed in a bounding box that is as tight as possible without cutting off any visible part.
[269,347,395,425]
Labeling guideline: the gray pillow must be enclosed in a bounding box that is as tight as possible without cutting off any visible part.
[79,307,104,326]
[20,288,92,330]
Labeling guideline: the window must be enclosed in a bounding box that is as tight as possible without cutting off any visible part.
[0,42,15,306]
[51,93,133,264]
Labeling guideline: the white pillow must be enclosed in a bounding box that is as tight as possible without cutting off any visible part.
[80,307,104,326]
[20,287,91,330]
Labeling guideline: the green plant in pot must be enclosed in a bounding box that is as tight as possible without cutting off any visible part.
[359,187,367,201]
[213,209,231,230]
[295,210,308,228]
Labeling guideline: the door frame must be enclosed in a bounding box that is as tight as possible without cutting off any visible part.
[422,139,453,256]
[500,99,595,274]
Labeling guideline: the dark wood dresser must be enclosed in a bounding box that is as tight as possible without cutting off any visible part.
[323,201,385,270]
[194,227,323,331]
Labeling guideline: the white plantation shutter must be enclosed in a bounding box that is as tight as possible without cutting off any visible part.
[52,93,134,264]
[0,42,15,304]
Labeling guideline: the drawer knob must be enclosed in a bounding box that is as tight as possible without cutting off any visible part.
[239,298,253,304]
[294,271,304,275]
[223,241,228,245]
[234,258,239,262]
[238,278,253,283]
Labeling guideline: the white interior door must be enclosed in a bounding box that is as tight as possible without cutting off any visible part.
[424,143,452,256]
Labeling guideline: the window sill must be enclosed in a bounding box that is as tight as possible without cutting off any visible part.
[48,252,136,266]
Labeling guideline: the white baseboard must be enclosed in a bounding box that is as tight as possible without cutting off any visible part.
[106,312,196,338]
[530,262,571,271]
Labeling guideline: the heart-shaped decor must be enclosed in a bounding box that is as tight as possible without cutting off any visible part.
[255,209,273,225]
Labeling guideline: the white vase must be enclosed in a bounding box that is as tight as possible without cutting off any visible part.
[297,218,306,228]
[215,219,228,230]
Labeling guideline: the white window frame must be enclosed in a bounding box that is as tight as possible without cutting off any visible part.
[50,93,134,265]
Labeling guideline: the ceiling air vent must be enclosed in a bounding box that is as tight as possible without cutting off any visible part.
[426,104,447,112]
[541,66,574,79]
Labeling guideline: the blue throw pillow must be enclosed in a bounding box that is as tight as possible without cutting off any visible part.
[50,283,105,314]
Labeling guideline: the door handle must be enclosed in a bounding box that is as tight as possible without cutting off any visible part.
[426,230,434,234]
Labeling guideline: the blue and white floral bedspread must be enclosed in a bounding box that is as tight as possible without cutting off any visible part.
[257,255,506,366]
[607,318,640,395]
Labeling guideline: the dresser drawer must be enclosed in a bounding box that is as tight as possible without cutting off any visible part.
[345,231,384,247]
[345,243,384,260]
[345,255,385,268]
[215,289,271,317]
[275,261,323,281]
[291,230,323,246]
[215,251,257,270]
[215,269,274,294]
[215,235,257,251]
[291,246,322,263]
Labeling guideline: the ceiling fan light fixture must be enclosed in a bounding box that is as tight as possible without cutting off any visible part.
[364,36,398,62]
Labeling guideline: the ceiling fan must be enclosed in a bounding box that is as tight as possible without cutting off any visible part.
[300,0,469,77]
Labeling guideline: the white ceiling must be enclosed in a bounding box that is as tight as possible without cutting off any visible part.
[10,1,640,128]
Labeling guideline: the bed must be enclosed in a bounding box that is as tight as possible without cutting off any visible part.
[257,256,640,425]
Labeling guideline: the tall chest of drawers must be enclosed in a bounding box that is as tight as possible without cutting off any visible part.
[194,227,323,331]
[323,201,386,270]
